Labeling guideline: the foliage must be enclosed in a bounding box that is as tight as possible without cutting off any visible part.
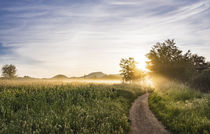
[191,69,210,92]
[189,53,209,72]
[0,81,145,134]
[149,82,210,134]
[146,39,208,81]
[119,57,143,82]
[1,64,17,79]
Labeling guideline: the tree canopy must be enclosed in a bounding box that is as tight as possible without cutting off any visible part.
[146,39,208,81]
[2,64,17,79]
[119,57,143,82]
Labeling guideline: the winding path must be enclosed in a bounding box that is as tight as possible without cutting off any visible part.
[129,93,169,134]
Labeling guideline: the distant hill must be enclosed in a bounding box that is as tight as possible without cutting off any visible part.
[23,76,34,79]
[79,72,121,80]
[83,72,106,79]
[52,74,69,79]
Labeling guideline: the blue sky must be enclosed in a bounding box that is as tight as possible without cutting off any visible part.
[0,0,210,78]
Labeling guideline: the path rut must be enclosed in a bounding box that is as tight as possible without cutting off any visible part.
[129,93,169,134]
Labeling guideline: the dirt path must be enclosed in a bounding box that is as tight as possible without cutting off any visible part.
[129,93,169,134]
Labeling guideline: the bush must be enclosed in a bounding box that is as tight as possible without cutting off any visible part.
[191,69,210,92]
[149,82,210,134]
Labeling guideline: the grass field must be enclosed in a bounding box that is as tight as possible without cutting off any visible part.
[0,80,146,134]
[149,80,210,134]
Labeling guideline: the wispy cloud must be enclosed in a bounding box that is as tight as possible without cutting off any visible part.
[0,0,209,77]
[0,42,15,56]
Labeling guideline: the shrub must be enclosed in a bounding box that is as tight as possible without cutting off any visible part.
[191,69,210,92]
[149,82,210,134]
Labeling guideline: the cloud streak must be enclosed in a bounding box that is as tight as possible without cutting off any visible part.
[0,0,209,77]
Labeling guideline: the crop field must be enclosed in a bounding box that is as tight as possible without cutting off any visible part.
[0,80,146,134]
[149,81,210,134]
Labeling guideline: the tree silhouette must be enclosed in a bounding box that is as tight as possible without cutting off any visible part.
[146,39,208,81]
[2,64,17,79]
[119,57,141,83]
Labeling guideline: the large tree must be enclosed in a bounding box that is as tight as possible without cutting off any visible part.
[119,57,142,83]
[146,39,208,81]
[2,64,17,79]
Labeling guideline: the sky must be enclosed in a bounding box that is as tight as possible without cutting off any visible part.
[0,0,210,78]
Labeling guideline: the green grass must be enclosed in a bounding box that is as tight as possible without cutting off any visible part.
[149,82,210,134]
[0,81,145,134]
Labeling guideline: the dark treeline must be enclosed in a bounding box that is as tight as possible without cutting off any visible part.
[146,39,210,92]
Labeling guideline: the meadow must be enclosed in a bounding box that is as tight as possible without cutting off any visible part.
[0,80,146,134]
[1,78,210,134]
[149,79,210,134]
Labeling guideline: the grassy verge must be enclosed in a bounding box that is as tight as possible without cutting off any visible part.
[0,81,146,134]
[149,82,210,134]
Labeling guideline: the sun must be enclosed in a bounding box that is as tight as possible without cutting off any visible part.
[129,52,149,71]
[135,57,148,71]
[136,60,147,70]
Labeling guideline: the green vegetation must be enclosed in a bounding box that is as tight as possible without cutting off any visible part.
[1,64,17,79]
[146,39,210,92]
[191,69,210,92]
[0,81,146,134]
[1,39,209,134]
[146,39,210,133]
[119,57,144,83]
[149,81,210,134]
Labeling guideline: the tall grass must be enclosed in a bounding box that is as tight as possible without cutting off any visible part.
[0,80,146,134]
[149,81,210,134]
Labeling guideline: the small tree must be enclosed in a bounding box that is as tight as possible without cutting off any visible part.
[2,64,17,79]
[119,57,141,83]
